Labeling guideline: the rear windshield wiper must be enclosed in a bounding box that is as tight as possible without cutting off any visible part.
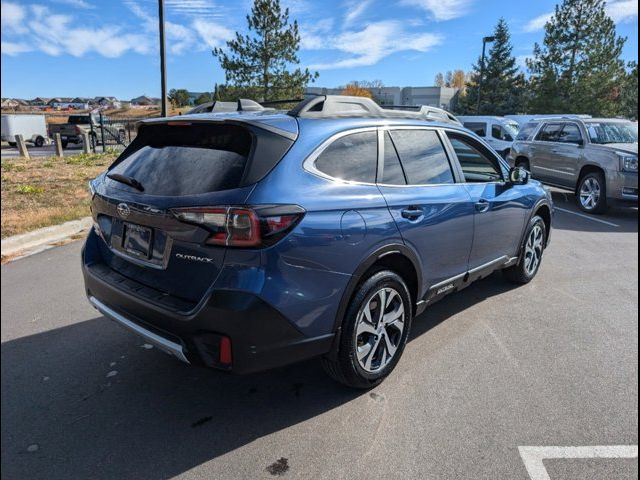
[107,173,145,192]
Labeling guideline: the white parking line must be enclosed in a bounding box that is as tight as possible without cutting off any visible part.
[519,445,638,480]
[554,207,620,228]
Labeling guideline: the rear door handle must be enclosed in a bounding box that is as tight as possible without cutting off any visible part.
[475,199,491,213]
[401,206,423,220]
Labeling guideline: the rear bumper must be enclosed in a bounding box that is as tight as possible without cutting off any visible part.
[82,245,334,374]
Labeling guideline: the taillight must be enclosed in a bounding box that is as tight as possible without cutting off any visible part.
[171,205,304,248]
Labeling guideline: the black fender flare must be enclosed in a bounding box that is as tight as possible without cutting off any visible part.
[516,198,552,263]
[326,243,422,358]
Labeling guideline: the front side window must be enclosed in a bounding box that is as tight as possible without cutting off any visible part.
[536,123,564,142]
[447,134,503,183]
[388,129,454,185]
[463,122,487,137]
[557,123,583,144]
[314,131,377,183]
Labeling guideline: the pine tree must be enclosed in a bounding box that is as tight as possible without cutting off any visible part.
[458,19,524,115]
[526,0,627,116]
[212,0,318,101]
[620,61,638,119]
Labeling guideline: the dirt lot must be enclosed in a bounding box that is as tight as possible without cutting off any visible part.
[0,151,117,238]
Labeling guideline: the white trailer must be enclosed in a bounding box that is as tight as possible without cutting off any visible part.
[1,114,49,147]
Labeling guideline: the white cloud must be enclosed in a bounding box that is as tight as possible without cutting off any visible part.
[523,12,552,33]
[606,0,638,23]
[300,18,334,49]
[344,0,372,26]
[516,54,532,69]
[306,21,442,70]
[1,40,32,55]
[52,0,95,9]
[1,2,28,34]
[1,4,152,57]
[165,0,223,19]
[524,1,638,32]
[192,19,234,49]
[400,0,474,21]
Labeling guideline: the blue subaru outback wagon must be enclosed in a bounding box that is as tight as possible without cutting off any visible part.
[82,96,552,388]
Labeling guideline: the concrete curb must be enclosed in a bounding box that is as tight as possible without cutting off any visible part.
[1,217,92,260]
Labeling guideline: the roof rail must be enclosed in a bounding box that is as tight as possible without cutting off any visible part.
[187,98,275,115]
[287,95,461,124]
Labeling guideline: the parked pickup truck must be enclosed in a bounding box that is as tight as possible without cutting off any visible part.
[48,114,125,149]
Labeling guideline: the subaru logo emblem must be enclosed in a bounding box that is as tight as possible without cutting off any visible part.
[117,203,131,218]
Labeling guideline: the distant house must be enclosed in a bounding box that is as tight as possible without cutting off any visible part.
[29,97,51,106]
[48,97,74,108]
[93,96,121,109]
[1,98,27,108]
[131,95,160,106]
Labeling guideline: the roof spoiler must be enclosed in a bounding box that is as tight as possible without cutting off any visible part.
[287,95,461,124]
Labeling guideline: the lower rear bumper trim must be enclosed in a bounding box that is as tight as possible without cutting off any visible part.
[89,295,190,364]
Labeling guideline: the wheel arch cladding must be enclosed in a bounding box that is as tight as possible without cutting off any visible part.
[332,245,421,335]
[576,164,605,193]
[535,204,551,242]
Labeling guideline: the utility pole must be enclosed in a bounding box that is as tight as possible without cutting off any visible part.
[477,35,495,114]
[158,0,168,117]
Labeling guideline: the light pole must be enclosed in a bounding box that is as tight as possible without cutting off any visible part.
[476,35,495,114]
[158,0,168,117]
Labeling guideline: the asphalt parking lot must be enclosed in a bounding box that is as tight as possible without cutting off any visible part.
[1,189,637,480]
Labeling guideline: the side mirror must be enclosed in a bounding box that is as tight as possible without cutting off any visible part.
[509,166,530,185]
[576,139,585,146]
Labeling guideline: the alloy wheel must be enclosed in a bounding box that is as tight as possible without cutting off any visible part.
[354,287,405,373]
[524,225,544,276]
[579,177,601,211]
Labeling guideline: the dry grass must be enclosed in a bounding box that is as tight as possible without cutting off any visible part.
[1,150,118,238]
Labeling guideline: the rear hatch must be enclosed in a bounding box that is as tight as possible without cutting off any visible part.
[88,118,296,307]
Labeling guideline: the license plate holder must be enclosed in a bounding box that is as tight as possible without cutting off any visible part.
[123,223,153,259]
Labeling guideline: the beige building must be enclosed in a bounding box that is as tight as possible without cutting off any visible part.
[304,86,460,110]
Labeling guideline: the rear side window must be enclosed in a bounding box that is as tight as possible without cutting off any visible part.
[389,129,454,185]
[463,122,487,137]
[381,132,406,185]
[314,131,377,183]
[492,125,514,141]
[516,122,538,140]
[536,123,564,142]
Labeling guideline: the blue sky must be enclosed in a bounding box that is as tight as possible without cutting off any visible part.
[1,0,638,100]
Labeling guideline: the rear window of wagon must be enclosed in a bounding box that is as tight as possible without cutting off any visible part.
[107,122,293,196]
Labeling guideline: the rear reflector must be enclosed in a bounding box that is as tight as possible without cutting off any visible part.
[219,336,232,365]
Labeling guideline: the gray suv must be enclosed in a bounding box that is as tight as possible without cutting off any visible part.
[508,118,637,213]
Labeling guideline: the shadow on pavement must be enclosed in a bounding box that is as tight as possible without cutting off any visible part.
[1,273,515,479]
[550,191,638,234]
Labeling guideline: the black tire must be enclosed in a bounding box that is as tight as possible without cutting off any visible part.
[34,136,44,147]
[321,270,413,389]
[577,171,608,214]
[515,157,530,171]
[503,215,547,284]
